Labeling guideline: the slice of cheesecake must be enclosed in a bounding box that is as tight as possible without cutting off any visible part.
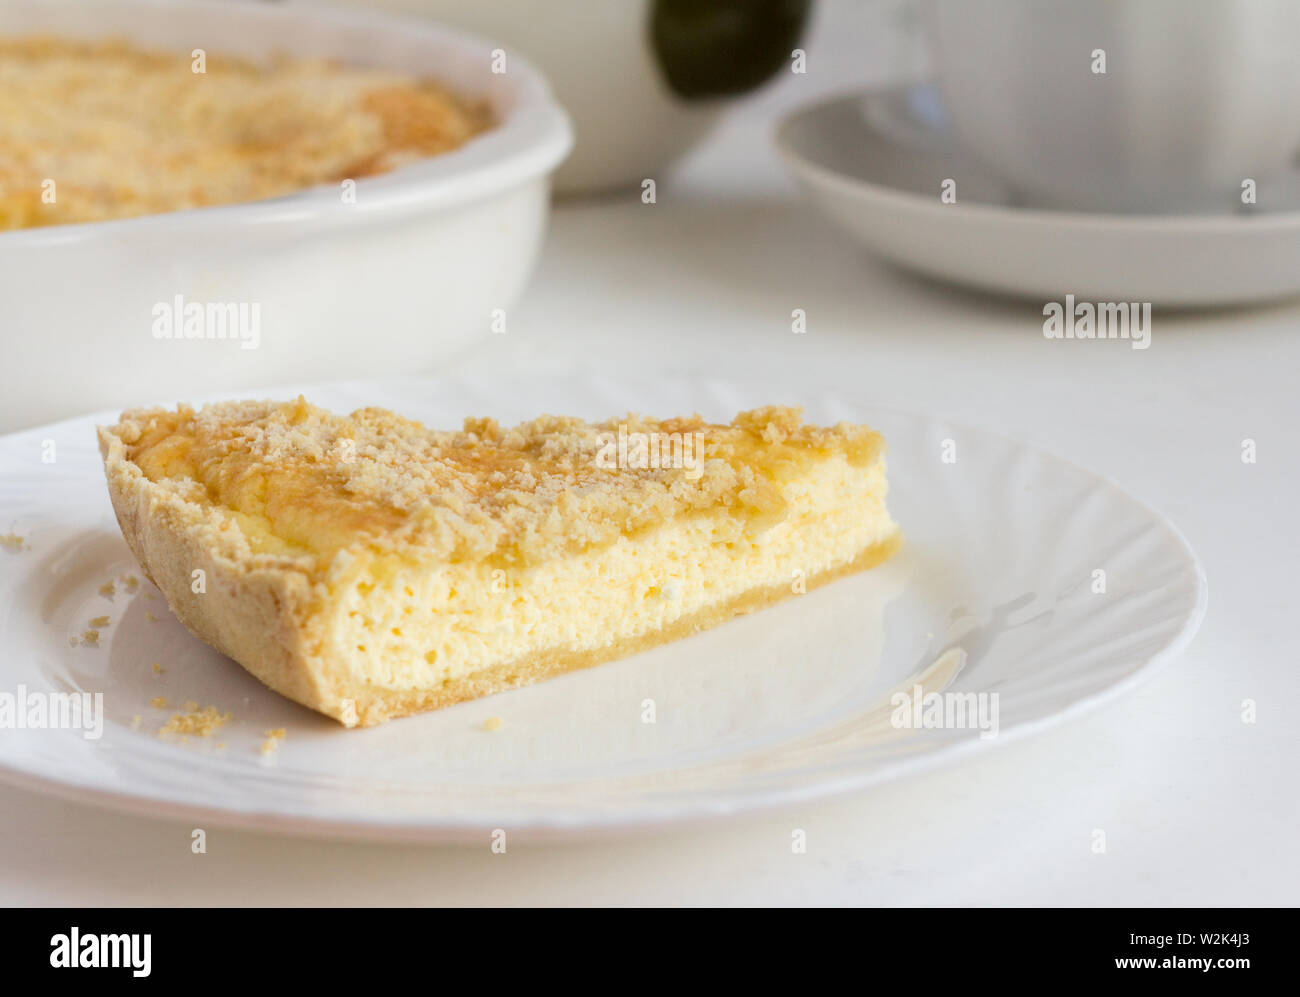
[98,398,900,727]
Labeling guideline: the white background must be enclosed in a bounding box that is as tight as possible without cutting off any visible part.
[1,0,1296,905]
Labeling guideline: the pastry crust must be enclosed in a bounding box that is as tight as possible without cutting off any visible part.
[99,399,900,726]
[100,425,328,714]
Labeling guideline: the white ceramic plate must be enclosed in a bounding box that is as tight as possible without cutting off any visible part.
[0,373,1206,842]
[776,85,1300,306]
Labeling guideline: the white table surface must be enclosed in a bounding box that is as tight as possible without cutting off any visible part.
[3,0,1297,906]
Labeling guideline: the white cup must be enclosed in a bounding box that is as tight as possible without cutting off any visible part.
[919,0,1300,213]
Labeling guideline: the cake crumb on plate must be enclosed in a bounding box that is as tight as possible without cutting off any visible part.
[160,705,231,738]
[260,728,287,755]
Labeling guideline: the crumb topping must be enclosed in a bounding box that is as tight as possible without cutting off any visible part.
[0,37,491,230]
[103,397,886,575]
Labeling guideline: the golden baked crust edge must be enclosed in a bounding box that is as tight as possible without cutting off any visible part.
[98,419,335,718]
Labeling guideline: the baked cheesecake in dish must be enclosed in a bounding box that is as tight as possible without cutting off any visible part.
[98,398,900,726]
[0,37,490,230]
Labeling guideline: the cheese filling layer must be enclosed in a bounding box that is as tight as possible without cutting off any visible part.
[320,456,895,693]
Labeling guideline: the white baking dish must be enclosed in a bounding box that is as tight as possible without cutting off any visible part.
[0,0,572,431]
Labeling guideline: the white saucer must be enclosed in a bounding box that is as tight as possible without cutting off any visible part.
[776,85,1300,306]
[0,372,1206,842]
